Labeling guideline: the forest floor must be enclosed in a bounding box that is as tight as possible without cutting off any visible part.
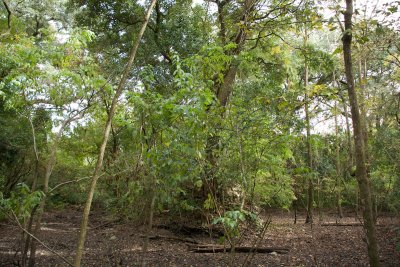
[0,207,399,266]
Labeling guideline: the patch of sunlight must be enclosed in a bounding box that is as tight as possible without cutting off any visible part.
[122,245,142,252]
[43,222,71,225]
[36,249,66,257]
[0,245,12,249]
[121,246,162,252]
[41,226,73,232]
[0,251,16,255]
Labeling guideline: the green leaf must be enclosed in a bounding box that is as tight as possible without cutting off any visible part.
[194,180,203,188]
[332,47,342,55]
[388,6,398,13]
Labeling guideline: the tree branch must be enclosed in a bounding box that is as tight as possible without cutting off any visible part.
[2,0,11,29]
[49,177,91,193]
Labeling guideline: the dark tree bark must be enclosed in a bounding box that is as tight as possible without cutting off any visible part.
[202,0,255,202]
[2,0,11,30]
[342,0,379,266]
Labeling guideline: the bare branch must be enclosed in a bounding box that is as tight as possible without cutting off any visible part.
[335,14,345,32]
[49,177,91,193]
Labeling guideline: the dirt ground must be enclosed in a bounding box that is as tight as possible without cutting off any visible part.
[0,207,399,266]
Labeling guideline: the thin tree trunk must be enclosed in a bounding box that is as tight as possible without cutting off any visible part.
[334,100,343,218]
[237,124,247,210]
[358,59,371,179]
[73,1,157,266]
[339,79,357,218]
[355,186,360,220]
[28,112,83,267]
[359,58,378,223]
[141,190,156,267]
[304,27,313,224]
[2,0,12,31]
[342,1,379,265]
[22,117,41,267]
[22,205,38,267]
[305,99,314,224]
[358,59,369,155]
[342,97,353,167]
[28,197,47,267]
[317,175,321,222]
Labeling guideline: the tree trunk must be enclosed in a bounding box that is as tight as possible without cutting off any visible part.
[141,189,156,267]
[22,117,40,267]
[358,59,369,156]
[358,58,378,223]
[28,113,81,267]
[342,1,379,265]
[334,100,343,218]
[342,96,354,167]
[304,27,313,224]
[237,124,247,210]
[73,1,157,266]
[340,94,358,218]
[202,0,253,203]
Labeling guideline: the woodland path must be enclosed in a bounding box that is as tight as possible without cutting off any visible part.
[0,207,399,266]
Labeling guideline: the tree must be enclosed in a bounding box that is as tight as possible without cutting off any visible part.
[202,0,301,207]
[74,0,157,265]
[342,0,379,265]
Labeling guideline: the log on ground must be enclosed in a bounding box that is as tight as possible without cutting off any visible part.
[188,244,289,254]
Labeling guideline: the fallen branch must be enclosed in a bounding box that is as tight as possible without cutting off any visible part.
[321,223,383,227]
[321,223,364,226]
[188,244,289,254]
[140,234,199,244]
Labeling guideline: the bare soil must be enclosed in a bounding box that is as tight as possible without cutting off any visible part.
[0,207,399,266]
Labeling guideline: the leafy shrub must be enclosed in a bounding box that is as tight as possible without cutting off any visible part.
[0,183,44,221]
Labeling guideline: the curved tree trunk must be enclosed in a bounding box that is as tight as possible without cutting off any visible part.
[342,0,379,265]
[73,1,157,266]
